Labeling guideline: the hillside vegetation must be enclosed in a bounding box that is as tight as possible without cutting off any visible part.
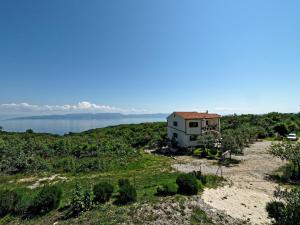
[0,122,167,174]
[1,112,300,174]
[221,112,300,137]
[0,112,300,224]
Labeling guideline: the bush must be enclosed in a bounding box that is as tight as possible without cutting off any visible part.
[193,148,202,156]
[191,170,202,180]
[266,201,286,223]
[193,148,208,158]
[176,174,199,195]
[199,175,222,188]
[118,179,130,187]
[0,189,21,217]
[70,183,86,217]
[83,189,93,210]
[283,163,300,181]
[93,182,114,204]
[156,183,178,196]
[14,193,34,216]
[117,179,137,204]
[75,158,107,172]
[55,157,76,173]
[28,185,62,215]
[266,187,300,225]
[208,148,218,155]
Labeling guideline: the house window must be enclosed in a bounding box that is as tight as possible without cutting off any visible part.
[189,122,198,128]
[173,121,178,126]
[190,135,198,141]
[206,120,209,126]
[173,133,178,138]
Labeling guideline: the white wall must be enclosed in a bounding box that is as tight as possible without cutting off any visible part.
[167,113,186,132]
[185,119,202,135]
[167,113,220,148]
[167,113,186,147]
[167,127,186,147]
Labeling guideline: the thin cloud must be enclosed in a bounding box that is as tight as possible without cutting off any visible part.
[212,107,254,114]
[0,101,146,114]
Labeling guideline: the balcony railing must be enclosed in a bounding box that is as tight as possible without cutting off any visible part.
[202,125,219,131]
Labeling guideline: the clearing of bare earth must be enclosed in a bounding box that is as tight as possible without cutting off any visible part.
[172,141,284,225]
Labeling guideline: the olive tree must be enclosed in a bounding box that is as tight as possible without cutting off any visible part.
[221,131,239,159]
[268,142,300,180]
[198,133,216,150]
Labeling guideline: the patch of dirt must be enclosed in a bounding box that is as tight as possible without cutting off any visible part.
[17,177,37,183]
[17,174,68,189]
[172,141,284,225]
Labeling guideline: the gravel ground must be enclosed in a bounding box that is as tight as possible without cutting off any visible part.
[172,141,284,225]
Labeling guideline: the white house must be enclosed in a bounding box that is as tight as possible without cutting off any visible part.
[167,111,221,148]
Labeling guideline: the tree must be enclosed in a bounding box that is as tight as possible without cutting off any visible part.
[266,187,300,225]
[269,142,300,180]
[198,133,216,150]
[274,123,288,136]
[221,131,239,159]
[26,129,34,134]
[286,121,298,133]
[0,126,3,132]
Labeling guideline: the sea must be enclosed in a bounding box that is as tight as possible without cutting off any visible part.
[0,117,166,135]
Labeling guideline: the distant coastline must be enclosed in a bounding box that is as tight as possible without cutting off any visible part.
[8,113,169,121]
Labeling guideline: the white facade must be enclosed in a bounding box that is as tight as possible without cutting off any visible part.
[167,112,221,148]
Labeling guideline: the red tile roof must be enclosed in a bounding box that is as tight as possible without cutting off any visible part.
[174,112,221,120]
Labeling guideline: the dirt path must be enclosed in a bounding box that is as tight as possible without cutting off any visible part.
[172,141,284,225]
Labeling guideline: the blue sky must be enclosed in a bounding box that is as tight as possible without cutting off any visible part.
[1,0,300,115]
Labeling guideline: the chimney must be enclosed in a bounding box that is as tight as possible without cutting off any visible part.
[206,110,208,114]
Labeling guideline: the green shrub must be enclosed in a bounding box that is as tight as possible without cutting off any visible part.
[76,158,107,172]
[93,182,114,204]
[193,148,203,156]
[191,170,202,180]
[26,157,52,172]
[83,189,93,210]
[118,179,130,187]
[57,157,76,173]
[206,148,221,159]
[176,174,199,195]
[266,201,286,223]
[28,185,62,215]
[0,189,21,217]
[70,183,86,217]
[156,183,178,196]
[193,148,209,158]
[282,163,300,181]
[266,187,300,225]
[117,179,137,204]
[14,193,34,216]
[209,148,218,155]
[199,175,222,188]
